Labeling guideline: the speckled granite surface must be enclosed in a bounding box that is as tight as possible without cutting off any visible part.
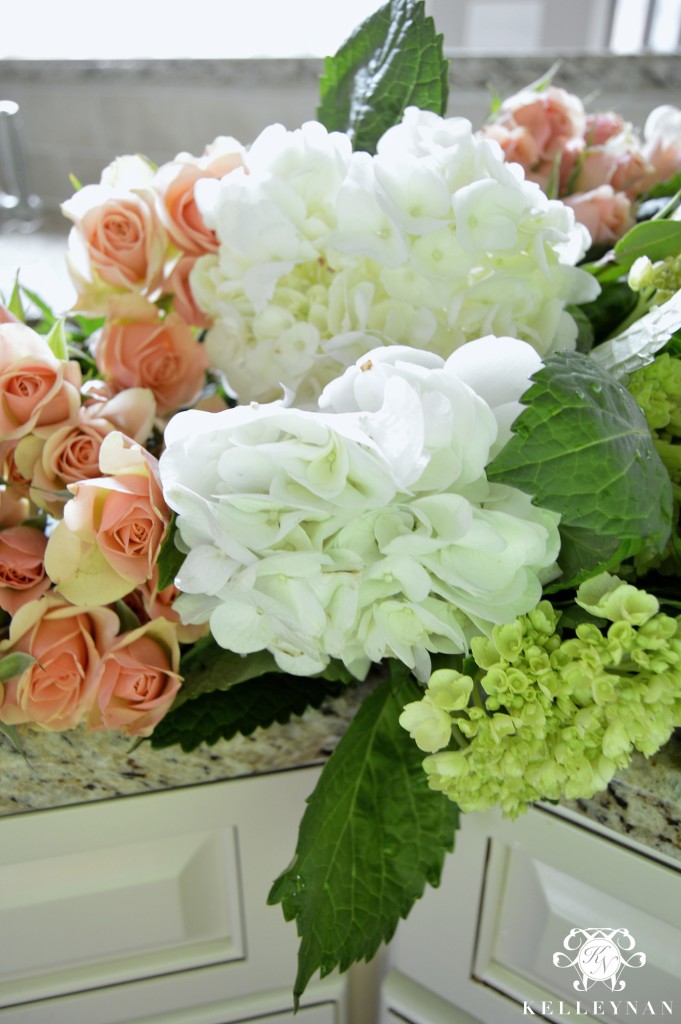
[0,684,370,816]
[0,683,679,864]
[562,734,681,864]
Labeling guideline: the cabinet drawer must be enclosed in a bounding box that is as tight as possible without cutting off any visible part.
[473,813,681,1021]
[0,767,321,1008]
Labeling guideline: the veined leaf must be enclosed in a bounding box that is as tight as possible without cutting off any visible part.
[175,640,279,708]
[613,219,681,269]
[488,352,673,586]
[317,0,449,154]
[150,672,344,752]
[268,662,459,1006]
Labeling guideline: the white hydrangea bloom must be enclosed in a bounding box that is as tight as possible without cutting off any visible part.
[161,336,561,680]
[191,109,599,405]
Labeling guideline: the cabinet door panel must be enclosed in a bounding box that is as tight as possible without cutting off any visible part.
[474,835,681,1019]
[0,768,321,1008]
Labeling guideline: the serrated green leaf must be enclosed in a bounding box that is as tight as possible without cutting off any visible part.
[156,514,185,592]
[0,652,36,681]
[488,352,673,586]
[175,640,279,709]
[613,219,681,269]
[268,662,459,1007]
[150,672,344,751]
[44,318,69,361]
[317,0,449,154]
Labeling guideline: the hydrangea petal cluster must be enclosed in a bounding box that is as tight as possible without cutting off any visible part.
[160,336,561,680]
[190,108,598,404]
[400,574,681,817]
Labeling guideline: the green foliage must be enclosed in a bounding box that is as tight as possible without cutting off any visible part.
[613,220,681,271]
[268,662,459,1007]
[317,0,449,154]
[150,672,344,751]
[44,318,69,361]
[7,276,25,321]
[0,722,27,760]
[156,514,186,592]
[175,640,280,708]
[488,352,673,586]
[645,171,681,201]
[0,652,35,681]
[578,281,639,345]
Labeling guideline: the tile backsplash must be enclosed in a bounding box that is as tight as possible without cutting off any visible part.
[1,55,681,213]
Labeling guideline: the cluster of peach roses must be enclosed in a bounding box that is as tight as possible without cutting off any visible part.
[0,138,249,737]
[483,84,681,244]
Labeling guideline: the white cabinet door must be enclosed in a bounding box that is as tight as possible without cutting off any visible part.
[0,767,346,1018]
[385,806,681,1024]
[0,977,346,1024]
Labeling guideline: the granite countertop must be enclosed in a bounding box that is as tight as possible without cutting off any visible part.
[1,683,679,866]
[0,685,369,816]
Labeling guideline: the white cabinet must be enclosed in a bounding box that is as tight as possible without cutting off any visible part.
[381,805,681,1024]
[0,767,350,1024]
[2,760,679,1024]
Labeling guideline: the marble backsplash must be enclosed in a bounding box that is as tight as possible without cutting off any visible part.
[1,54,681,211]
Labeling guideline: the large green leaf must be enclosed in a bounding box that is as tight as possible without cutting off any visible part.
[317,0,449,154]
[488,352,673,586]
[613,219,681,270]
[150,673,344,751]
[174,639,279,708]
[268,662,459,1006]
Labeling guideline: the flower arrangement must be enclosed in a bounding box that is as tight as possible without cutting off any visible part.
[1,0,681,1005]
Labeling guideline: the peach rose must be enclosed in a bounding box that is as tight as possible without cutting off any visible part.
[0,526,51,615]
[610,149,654,196]
[44,431,171,606]
[483,124,540,177]
[126,567,209,644]
[0,596,119,731]
[80,381,157,444]
[62,159,168,313]
[1,447,31,501]
[564,186,634,246]
[94,294,209,415]
[14,410,114,516]
[88,618,182,736]
[585,112,625,146]
[163,255,212,329]
[0,322,81,443]
[497,86,586,164]
[155,136,244,256]
[0,485,29,528]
